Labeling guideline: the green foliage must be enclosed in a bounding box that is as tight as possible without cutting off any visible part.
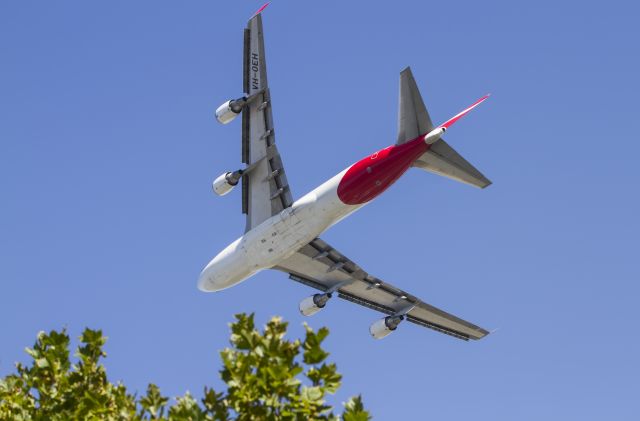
[0,314,371,421]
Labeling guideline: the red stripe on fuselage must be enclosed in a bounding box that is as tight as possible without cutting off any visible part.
[337,136,428,205]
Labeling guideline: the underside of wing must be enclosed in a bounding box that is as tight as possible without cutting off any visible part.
[241,14,294,231]
[274,238,489,341]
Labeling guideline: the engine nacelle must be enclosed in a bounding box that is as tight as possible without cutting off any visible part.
[369,315,403,340]
[215,97,247,124]
[299,293,331,316]
[212,171,242,196]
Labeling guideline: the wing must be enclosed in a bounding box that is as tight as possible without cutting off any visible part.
[241,14,294,232]
[274,238,489,341]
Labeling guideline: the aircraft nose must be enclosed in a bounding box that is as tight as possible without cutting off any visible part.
[197,261,216,292]
[197,238,247,292]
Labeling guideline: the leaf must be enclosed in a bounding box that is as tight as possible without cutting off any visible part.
[302,386,324,403]
[343,395,372,421]
[35,358,49,368]
[139,383,168,418]
[302,325,331,365]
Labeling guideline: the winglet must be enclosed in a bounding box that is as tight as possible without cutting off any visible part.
[251,2,271,18]
[439,94,490,130]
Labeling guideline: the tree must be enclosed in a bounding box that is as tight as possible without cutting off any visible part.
[0,313,371,421]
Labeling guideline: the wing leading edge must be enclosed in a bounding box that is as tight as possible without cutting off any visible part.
[275,238,489,341]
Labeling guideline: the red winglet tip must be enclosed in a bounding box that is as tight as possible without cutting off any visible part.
[252,2,271,18]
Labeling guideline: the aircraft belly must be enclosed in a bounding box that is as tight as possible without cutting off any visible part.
[294,170,364,228]
[337,138,427,205]
[199,170,362,292]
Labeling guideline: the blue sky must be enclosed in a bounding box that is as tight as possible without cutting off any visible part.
[1,1,639,419]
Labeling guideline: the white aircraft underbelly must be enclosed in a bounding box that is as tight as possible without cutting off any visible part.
[198,170,363,292]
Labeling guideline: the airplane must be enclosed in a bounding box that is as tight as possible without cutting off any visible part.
[199,4,492,341]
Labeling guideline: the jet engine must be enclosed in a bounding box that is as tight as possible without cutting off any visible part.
[299,293,332,316]
[369,315,403,339]
[215,97,247,124]
[212,170,243,196]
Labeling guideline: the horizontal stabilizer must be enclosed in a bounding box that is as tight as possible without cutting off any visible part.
[413,139,492,188]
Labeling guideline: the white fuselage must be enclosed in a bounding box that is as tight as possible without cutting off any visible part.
[198,169,363,292]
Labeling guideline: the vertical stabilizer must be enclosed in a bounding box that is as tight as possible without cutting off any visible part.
[396,67,434,145]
